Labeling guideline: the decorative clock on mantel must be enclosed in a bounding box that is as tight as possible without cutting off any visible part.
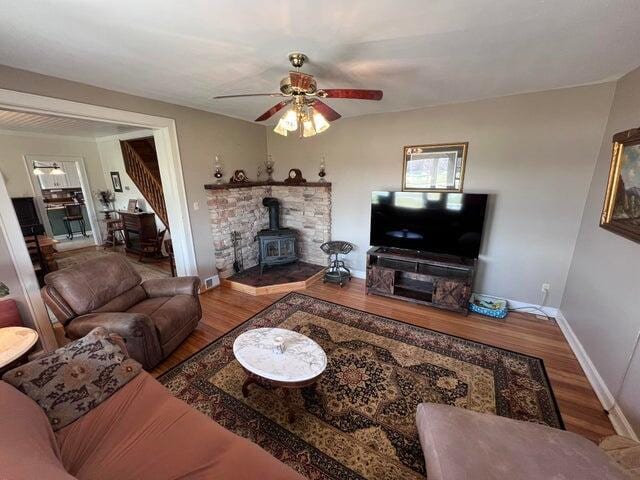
[230,170,250,183]
[284,168,307,185]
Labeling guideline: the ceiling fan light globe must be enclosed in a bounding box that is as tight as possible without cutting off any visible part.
[33,167,46,175]
[282,109,298,131]
[50,165,66,175]
[274,118,289,136]
[302,118,317,137]
[312,111,330,133]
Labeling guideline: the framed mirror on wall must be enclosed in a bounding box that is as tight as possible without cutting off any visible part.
[601,127,640,243]
[402,142,468,192]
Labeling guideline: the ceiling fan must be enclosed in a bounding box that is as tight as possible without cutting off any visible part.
[213,52,383,138]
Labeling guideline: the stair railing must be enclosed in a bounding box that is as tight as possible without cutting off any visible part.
[120,140,169,228]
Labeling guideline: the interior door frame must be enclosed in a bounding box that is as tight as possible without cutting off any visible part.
[0,88,198,352]
[24,154,103,245]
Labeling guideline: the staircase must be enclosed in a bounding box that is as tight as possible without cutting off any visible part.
[120,137,168,228]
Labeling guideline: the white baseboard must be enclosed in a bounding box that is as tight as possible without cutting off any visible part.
[503,299,558,318]
[53,232,93,240]
[556,310,638,441]
[351,268,558,318]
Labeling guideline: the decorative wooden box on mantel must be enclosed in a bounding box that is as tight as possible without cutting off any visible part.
[366,247,476,314]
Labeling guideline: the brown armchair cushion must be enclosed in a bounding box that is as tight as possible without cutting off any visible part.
[141,276,200,297]
[128,295,200,346]
[44,254,141,317]
[2,327,141,431]
[64,313,163,370]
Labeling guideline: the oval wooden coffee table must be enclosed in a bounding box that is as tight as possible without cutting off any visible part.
[233,327,327,422]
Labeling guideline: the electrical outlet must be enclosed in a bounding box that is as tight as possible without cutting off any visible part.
[541,283,550,293]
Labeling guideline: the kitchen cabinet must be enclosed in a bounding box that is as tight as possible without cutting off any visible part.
[38,169,68,189]
[37,162,81,189]
[62,161,81,188]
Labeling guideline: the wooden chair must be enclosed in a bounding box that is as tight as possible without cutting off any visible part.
[104,213,124,248]
[63,204,88,239]
[164,238,176,277]
[23,225,48,286]
[139,228,166,262]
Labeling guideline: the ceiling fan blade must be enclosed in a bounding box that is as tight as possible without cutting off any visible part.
[289,71,315,91]
[320,89,383,101]
[213,93,284,99]
[255,100,291,122]
[312,100,342,121]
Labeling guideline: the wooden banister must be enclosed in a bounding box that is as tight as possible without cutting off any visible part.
[120,140,169,228]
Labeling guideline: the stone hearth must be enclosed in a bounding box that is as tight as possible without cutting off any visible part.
[205,182,331,277]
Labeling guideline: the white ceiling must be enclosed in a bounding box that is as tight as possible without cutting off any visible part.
[0,109,142,138]
[1,0,639,123]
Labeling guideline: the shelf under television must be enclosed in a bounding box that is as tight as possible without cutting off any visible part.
[394,277,433,293]
[366,246,476,314]
[393,286,433,304]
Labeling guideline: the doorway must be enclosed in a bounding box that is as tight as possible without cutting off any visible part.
[24,154,101,251]
[0,88,198,353]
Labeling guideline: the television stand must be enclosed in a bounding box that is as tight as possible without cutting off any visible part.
[366,247,476,314]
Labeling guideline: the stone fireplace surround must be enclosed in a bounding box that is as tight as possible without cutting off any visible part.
[205,182,331,278]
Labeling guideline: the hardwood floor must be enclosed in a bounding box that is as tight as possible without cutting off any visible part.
[56,244,172,275]
[151,278,615,443]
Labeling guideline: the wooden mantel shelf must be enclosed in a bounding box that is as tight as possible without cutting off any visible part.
[205,181,331,190]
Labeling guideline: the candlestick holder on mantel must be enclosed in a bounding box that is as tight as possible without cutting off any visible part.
[213,155,223,184]
[265,155,275,181]
[318,156,327,182]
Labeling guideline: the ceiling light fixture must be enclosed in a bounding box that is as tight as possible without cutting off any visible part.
[273,102,331,138]
[50,164,66,175]
[214,52,383,136]
[32,161,66,175]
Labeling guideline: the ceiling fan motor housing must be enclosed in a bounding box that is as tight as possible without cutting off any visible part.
[280,74,317,96]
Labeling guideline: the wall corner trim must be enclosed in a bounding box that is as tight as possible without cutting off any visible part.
[556,310,638,441]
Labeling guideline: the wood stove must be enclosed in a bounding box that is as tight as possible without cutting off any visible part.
[256,197,297,275]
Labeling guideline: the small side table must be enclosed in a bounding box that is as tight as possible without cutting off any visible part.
[0,327,39,370]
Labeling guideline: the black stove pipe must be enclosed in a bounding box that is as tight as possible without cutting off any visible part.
[262,197,280,230]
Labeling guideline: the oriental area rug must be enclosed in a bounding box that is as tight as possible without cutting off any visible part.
[159,293,563,480]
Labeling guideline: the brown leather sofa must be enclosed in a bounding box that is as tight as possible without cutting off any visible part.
[41,254,201,369]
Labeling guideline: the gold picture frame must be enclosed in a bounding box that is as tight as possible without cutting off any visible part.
[402,142,468,192]
[601,127,640,243]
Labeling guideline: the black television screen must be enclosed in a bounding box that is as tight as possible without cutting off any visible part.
[370,191,488,258]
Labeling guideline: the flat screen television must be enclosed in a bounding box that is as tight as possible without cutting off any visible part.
[370,191,488,258]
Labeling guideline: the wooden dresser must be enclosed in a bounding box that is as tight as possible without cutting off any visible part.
[118,211,157,255]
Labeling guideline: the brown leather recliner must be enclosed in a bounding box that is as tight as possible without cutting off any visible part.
[41,254,201,369]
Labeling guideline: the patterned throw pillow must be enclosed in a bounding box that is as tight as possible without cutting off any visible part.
[1,327,141,431]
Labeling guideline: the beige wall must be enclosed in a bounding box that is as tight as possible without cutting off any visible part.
[267,84,615,307]
[0,64,267,281]
[0,131,106,198]
[561,66,640,433]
